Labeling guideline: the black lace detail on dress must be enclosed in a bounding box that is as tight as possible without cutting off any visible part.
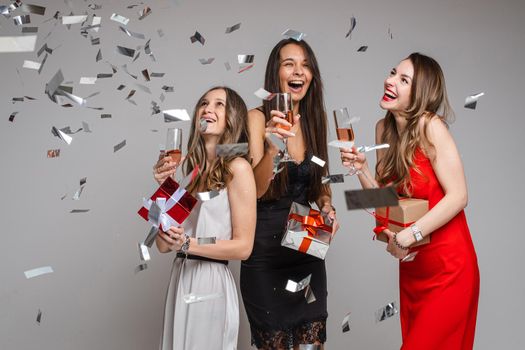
[251,319,327,349]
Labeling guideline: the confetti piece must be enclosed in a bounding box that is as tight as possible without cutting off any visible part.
[401,251,418,262]
[254,88,275,100]
[190,31,205,45]
[162,85,174,92]
[70,209,90,213]
[114,139,126,152]
[286,274,311,293]
[299,345,321,350]
[344,187,399,210]
[47,149,60,158]
[342,312,351,332]
[24,266,53,279]
[198,57,214,65]
[216,143,248,157]
[9,112,18,122]
[36,309,42,324]
[224,62,231,71]
[238,63,254,73]
[51,126,73,145]
[345,16,357,38]
[134,263,148,273]
[138,243,150,261]
[13,14,31,25]
[119,25,145,39]
[62,15,87,25]
[79,77,97,84]
[72,177,87,200]
[163,109,190,122]
[95,49,102,62]
[110,13,129,25]
[357,45,368,52]
[464,92,484,109]
[375,302,398,322]
[20,4,46,16]
[101,114,111,118]
[311,155,326,167]
[282,29,306,41]
[138,6,152,20]
[321,174,345,184]
[0,35,37,52]
[116,45,135,58]
[22,27,38,33]
[82,121,92,132]
[22,60,41,70]
[225,23,241,34]
[238,54,254,64]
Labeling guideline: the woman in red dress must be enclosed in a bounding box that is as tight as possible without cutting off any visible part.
[341,52,480,349]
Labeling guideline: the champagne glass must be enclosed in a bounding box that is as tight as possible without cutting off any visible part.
[334,108,358,175]
[274,93,295,163]
[165,128,183,177]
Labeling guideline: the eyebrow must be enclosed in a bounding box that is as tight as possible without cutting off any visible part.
[401,74,412,81]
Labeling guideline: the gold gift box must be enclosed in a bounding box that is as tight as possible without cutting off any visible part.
[375,198,430,247]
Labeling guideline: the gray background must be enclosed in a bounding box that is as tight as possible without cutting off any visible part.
[1,0,523,349]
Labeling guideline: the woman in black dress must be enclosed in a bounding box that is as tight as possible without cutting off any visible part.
[241,38,338,349]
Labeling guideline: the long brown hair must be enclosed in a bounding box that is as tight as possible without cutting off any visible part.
[184,86,249,193]
[260,39,329,203]
[377,53,454,195]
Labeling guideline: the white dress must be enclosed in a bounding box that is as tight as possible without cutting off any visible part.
[160,189,239,350]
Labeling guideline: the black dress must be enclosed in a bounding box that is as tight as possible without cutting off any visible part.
[240,157,327,349]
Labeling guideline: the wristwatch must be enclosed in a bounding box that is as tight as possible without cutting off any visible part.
[410,224,424,242]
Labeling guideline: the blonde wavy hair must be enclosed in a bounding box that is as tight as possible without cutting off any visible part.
[377,53,454,195]
[183,86,249,193]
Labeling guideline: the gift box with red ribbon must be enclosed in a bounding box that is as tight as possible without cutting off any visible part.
[138,177,198,231]
[373,198,430,246]
[281,202,334,259]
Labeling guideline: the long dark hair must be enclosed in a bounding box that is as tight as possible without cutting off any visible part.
[184,86,249,193]
[377,53,453,195]
[260,39,329,203]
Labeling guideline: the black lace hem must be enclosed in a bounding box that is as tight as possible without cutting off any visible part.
[250,318,327,349]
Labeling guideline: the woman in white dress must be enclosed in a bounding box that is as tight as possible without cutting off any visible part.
[153,86,257,350]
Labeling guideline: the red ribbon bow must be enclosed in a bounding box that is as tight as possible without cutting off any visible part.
[288,210,332,253]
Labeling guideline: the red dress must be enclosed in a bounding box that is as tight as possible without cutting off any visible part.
[399,149,480,349]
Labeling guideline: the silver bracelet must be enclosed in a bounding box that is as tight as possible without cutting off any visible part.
[393,232,409,251]
[178,234,190,254]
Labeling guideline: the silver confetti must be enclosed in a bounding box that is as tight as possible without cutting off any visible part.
[190,31,205,45]
[216,143,249,157]
[183,292,222,304]
[96,49,102,62]
[304,285,316,304]
[321,174,345,184]
[199,118,208,132]
[224,62,231,71]
[91,37,100,45]
[62,15,87,25]
[299,345,321,350]
[157,29,164,37]
[70,209,90,213]
[163,109,190,122]
[197,190,220,201]
[464,92,484,109]
[141,69,150,81]
[198,57,215,65]
[162,85,174,92]
[101,114,111,118]
[113,139,126,152]
[51,126,73,145]
[22,27,38,33]
[357,45,368,52]
[285,274,311,293]
[342,312,351,332]
[110,13,129,25]
[23,60,41,70]
[401,251,418,262]
[38,53,48,74]
[72,177,87,200]
[356,143,390,153]
[144,226,159,248]
[134,263,148,274]
[344,187,399,210]
[9,112,18,122]
[0,35,37,52]
[36,309,42,324]
[238,54,254,64]
[310,155,326,167]
[21,4,46,16]
[116,45,135,58]
[225,22,241,33]
[254,88,276,101]
[197,237,217,244]
[13,14,31,25]
[24,266,54,279]
[375,302,398,322]
[138,243,151,261]
[79,77,97,84]
[282,29,306,41]
[119,25,145,39]
[345,16,357,38]
[82,121,92,133]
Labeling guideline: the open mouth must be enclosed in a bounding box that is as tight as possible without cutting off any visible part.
[288,80,304,91]
[201,115,216,123]
[382,89,397,101]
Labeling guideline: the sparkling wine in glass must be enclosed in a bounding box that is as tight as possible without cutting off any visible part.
[334,108,358,175]
[166,128,183,166]
[274,93,295,163]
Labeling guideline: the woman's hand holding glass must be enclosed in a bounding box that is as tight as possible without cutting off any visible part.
[340,146,366,175]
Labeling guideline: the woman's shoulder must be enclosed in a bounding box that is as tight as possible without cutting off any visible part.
[229,156,253,173]
[248,107,265,120]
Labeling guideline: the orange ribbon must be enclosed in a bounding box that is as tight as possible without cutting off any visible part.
[288,210,332,253]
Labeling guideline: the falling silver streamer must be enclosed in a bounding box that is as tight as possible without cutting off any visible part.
[282,29,306,41]
[357,46,368,52]
[345,16,357,38]
[375,302,398,322]
[225,23,241,33]
[341,312,351,333]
